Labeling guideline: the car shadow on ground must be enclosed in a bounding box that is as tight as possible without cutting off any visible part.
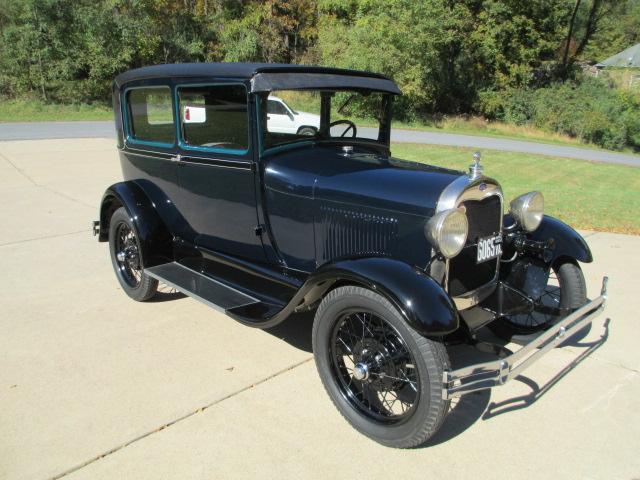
[424,318,610,447]
[148,286,187,303]
[481,318,610,420]
[263,310,315,353]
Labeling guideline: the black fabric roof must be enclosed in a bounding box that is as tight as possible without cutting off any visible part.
[115,62,401,94]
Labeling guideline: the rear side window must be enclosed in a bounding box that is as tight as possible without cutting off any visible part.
[178,84,249,153]
[126,87,175,145]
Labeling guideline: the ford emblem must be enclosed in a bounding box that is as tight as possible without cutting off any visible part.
[479,183,487,191]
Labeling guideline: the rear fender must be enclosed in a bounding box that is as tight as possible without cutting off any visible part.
[295,257,459,336]
[98,181,173,268]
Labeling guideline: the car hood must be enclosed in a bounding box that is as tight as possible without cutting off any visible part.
[264,145,464,217]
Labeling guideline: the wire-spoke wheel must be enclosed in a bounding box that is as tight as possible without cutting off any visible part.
[313,286,450,448]
[331,311,420,423]
[491,259,587,338]
[108,207,158,302]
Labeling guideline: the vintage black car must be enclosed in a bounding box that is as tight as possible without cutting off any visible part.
[95,63,608,448]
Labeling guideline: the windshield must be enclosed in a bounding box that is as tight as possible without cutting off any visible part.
[259,89,391,151]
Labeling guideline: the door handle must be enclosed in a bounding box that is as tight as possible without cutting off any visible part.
[266,115,271,120]
[170,154,182,163]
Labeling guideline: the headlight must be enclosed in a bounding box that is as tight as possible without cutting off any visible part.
[425,208,468,259]
[510,191,544,232]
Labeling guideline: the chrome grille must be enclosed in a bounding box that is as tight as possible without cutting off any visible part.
[448,195,502,297]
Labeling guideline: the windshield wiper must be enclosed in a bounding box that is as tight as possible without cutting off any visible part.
[337,94,357,115]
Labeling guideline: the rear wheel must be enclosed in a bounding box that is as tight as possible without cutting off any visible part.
[491,259,586,339]
[312,286,450,448]
[108,207,158,302]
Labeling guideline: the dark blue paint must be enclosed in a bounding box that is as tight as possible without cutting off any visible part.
[529,215,593,264]
[99,181,173,268]
[262,144,463,270]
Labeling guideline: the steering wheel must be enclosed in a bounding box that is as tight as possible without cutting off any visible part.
[329,120,357,138]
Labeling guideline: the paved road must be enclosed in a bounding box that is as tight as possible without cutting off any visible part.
[1,138,639,480]
[2,120,639,166]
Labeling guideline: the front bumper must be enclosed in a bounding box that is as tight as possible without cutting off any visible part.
[443,276,608,400]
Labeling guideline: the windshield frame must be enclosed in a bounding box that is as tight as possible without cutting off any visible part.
[256,88,393,156]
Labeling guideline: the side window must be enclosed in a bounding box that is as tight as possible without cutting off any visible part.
[178,84,249,152]
[267,99,287,115]
[126,87,174,145]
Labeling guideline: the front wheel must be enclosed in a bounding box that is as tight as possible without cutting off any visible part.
[490,259,587,339]
[312,286,450,448]
[108,207,158,302]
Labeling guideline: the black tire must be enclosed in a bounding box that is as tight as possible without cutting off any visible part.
[490,259,587,339]
[312,285,450,448]
[108,207,158,302]
[297,126,317,136]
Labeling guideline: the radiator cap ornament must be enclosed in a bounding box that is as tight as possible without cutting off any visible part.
[469,151,484,179]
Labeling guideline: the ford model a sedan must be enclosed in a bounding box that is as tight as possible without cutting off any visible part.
[95,63,608,448]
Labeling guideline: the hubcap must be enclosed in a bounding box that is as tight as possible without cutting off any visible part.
[353,363,370,381]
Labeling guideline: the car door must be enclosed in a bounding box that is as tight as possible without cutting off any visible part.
[172,82,267,262]
[267,98,297,133]
[119,84,192,239]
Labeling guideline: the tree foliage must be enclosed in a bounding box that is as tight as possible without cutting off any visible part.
[0,0,637,149]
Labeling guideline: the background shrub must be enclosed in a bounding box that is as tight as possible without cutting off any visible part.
[481,78,640,151]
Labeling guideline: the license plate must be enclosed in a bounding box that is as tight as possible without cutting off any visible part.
[476,235,502,263]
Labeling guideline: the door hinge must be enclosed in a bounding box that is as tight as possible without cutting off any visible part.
[254,224,265,236]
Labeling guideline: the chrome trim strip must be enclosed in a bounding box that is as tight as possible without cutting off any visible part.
[120,150,175,162]
[119,147,253,170]
[180,156,252,170]
[120,145,174,158]
[442,276,608,400]
[434,174,504,308]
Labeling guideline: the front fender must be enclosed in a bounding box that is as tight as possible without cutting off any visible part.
[529,215,593,264]
[302,257,459,336]
[98,181,173,268]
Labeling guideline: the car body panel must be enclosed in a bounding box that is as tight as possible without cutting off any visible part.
[99,181,173,268]
[262,145,463,271]
[529,214,593,263]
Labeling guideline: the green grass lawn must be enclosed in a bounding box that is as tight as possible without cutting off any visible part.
[390,117,590,149]
[392,143,640,235]
[0,99,112,122]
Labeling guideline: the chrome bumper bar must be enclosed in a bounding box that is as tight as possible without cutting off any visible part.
[443,276,609,400]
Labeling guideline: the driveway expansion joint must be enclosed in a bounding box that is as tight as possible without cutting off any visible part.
[0,229,90,247]
[0,150,38,186]
[48,357,313,480]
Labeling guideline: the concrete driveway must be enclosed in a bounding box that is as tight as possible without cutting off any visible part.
[1,139,639,480]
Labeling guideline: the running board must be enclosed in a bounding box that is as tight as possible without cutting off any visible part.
[145,262,259,313]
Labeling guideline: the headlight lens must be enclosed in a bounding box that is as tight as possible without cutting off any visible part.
[510,191,544,232]
[425,208,468,258]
